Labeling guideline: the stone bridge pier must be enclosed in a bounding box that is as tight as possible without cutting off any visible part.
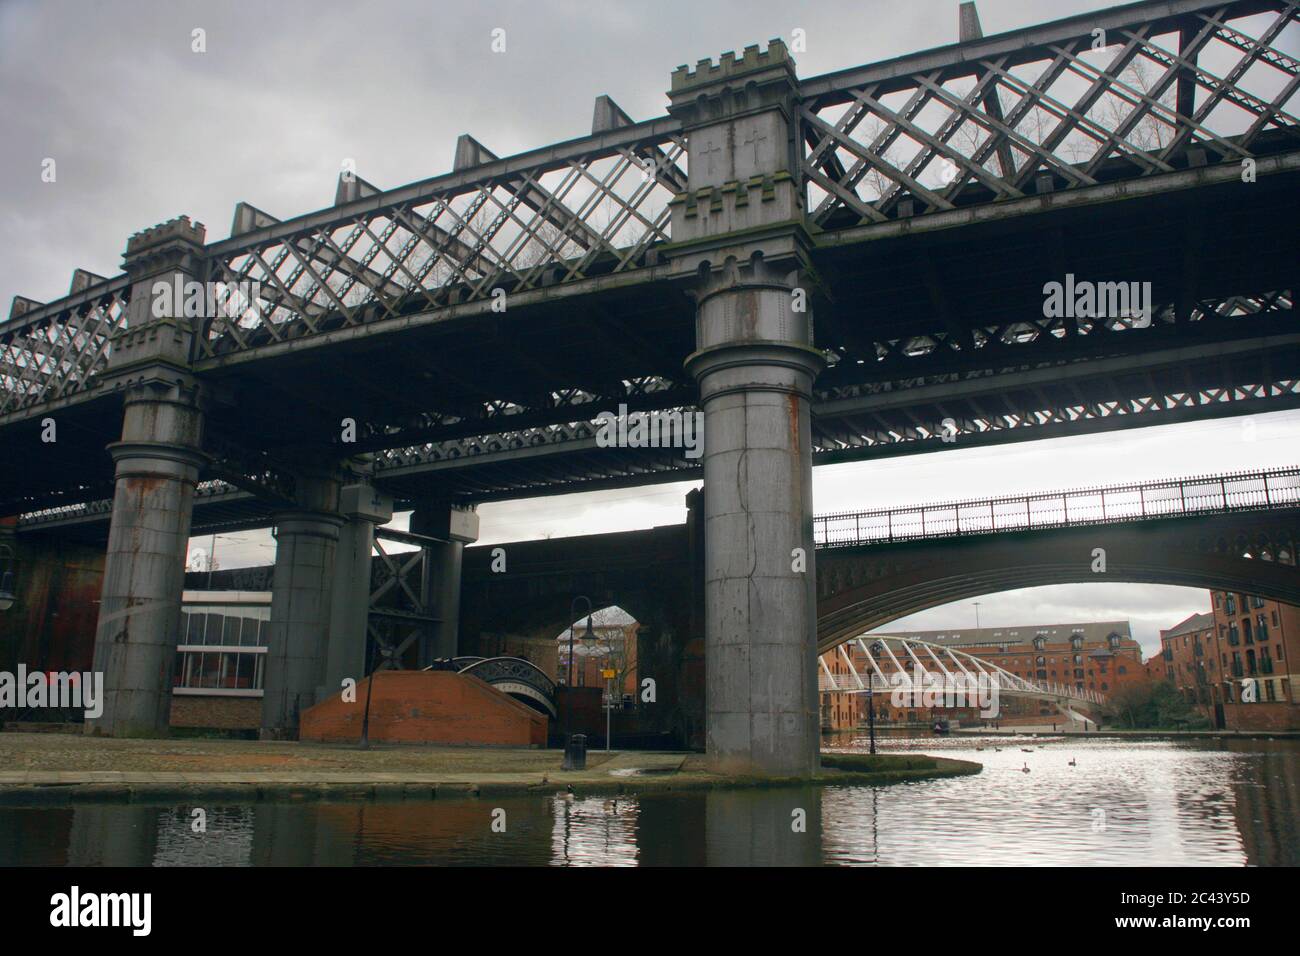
[666,42,824,776]
[86,218,208,737]
[258,471,340,738]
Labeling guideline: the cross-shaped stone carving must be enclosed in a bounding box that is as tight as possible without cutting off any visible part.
[697,136,723,175]
[740,125,768,167]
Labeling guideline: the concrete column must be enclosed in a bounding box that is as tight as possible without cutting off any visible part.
[86,217,208,738]
[320,480,392,700]
[262,474,342,738]
[685,262,824,776]
[665,41,824,776]
[410,503,480,663]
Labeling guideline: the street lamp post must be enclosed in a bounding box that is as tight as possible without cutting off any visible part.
[868,641,883,755]
[358,641,380,750]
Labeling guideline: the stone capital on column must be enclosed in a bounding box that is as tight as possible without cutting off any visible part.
[410,502,480,545]
[103,216,209,400]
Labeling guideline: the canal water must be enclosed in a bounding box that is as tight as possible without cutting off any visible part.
[1,736,1295,866]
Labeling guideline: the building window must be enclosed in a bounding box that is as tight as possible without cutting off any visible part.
[1225,595,1236,615]
[173,649,265,693]
[173,609,268,697]
[1257,615,1269,640]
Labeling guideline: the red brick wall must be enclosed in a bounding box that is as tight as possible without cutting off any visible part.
[300,671,547,746]
[1220,702,1300,732]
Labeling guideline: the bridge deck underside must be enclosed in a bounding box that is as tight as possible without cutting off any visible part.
[4,150,1298,523]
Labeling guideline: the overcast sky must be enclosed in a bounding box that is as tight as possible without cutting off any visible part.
[5,0,1296,657]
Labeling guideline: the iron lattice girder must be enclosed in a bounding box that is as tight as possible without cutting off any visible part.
[366,527,443,669]
[0,0,1298,510]
[0,0,1291,405]
[193,122,687,361]
[800,0,1300,227]
[0,279,130,419]
[2,286,1296,518]
[0,0,1284,408]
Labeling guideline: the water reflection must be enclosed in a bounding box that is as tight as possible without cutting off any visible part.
[0,738,1293,866]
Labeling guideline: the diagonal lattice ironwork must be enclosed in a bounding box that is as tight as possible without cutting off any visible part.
[801,0,1300,227]
[821,289,1295,380]
[196,124,686,359]
[0,277,131,419]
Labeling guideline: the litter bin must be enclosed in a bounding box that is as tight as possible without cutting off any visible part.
[563,733,587,771]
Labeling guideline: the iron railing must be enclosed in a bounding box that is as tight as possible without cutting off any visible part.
[814,466,1300,547]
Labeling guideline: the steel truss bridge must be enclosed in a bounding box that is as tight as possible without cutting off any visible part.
[2,0,1299,525]
[817,635,1107,710]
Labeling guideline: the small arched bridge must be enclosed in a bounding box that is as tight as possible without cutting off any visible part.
[818,635,1106,714]
[438,655,558,719]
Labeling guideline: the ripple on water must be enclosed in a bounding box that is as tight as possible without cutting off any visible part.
[0,738,1293,866]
